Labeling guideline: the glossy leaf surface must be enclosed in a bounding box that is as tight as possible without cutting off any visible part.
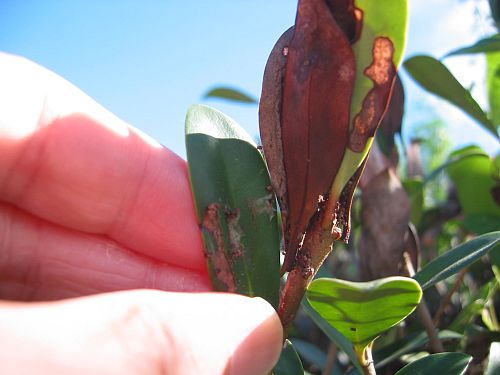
[204,86,257,104]
[414,231,500,290]
[394,352,472,375]
[404,55,498,139]
[485,342,500,375]
[273,340,304,375]
[185,104,280,307]
[306,277,422,347]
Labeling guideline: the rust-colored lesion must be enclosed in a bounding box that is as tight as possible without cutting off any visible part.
[349,37,397,153]
[202,203,237,293]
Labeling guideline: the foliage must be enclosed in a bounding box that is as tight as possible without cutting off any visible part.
[184,1,500,374]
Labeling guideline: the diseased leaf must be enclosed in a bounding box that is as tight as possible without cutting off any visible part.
[394,352,472,375]
[279,0,356,259]
[204,86,257,104]
[404,55,499,139]
[413,231,500,290]
[273,340,304,375]
[331,0,409,204]
[446,34,500,56]
[185,104,280,308]
[306,277,422,347]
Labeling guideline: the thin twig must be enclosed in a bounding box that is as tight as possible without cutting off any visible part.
[323,342,337,375]
[403,252,444,353]
[433,267,468,327]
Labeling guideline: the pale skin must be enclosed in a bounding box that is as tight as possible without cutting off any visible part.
[0,53,283,375]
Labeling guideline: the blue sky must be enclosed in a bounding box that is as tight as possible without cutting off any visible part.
[1,0,498,159]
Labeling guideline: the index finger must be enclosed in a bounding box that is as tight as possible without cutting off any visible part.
[0,53,206,272]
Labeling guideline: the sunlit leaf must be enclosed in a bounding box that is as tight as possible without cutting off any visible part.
[306,277,422,347]
[395,352,472,375]
[204,86,257,104]
[185,104,280,307]
[404,55,498,139]
[485,342,500,375]
[414,231,500,290]
[446,34,500,56]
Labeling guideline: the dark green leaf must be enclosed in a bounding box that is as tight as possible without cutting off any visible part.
[185,104,280,307]
[302,298,363,373]
[446,34,500,56]
[306,277,422,347]
[485,342,500,375]
[414,231,500,290]
[291,339,342,374]
[395,352,472,375]
[204,86,257,104]
[373,330,463,369]
[273,340,304,375]
[404,55,498,139]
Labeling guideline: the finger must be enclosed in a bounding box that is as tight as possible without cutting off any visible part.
[0,202,210,301]
[0,291,283,375]
[0,53,206,271]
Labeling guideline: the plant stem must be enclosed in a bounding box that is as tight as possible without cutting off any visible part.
[403,252,444,353]
[278,207,336,336]
[433,267,468,326]
[355,344,376,375]
[322,342,337,375]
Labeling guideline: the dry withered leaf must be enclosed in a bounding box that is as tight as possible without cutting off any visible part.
[281,0,356,261]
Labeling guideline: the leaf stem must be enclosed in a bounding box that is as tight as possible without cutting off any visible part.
[278,206,336,336]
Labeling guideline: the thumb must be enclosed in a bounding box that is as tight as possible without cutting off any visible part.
[0,290,283,375]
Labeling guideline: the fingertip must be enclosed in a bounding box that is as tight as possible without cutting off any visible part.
[229,297,283,375]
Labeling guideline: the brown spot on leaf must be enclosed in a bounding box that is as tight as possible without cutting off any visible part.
[225,208,245,259]
[349,37,397,153]
[202,203,237,292]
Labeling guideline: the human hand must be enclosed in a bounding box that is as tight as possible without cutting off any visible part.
[0,53,282,374]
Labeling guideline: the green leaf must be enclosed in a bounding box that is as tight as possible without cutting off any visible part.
[413,231,500,290]
[447,146,500,222]
[273,340,304,375]
[373,330,463,369]
[306,277,422,348]
[185,104,280,307]
[204,86,257,104]
[404,55,499,139]
[487,52,500,126]
[291,339,342,374]
[485,342,500,375]
[395,352,472,375]
[331,0,409,200]
[302,298,363,373]
[446,34,500,56]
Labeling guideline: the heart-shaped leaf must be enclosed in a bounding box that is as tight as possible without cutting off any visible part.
[306,277,422,348]
[394,352,472,375]
[185,104,280,308]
